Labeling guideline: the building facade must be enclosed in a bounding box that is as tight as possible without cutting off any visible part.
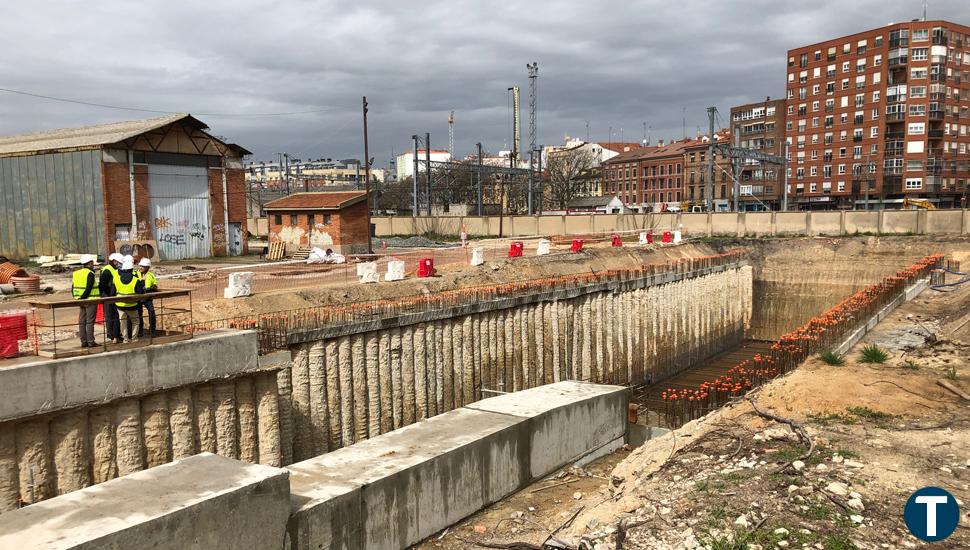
[395,149,451,180]
[683,133,735,211]
[786,20,970,209]
[264,191,370,254]
[246,159,384,190]
[602,140,695,211]
[0,114,249,260]
[730,99,787,209]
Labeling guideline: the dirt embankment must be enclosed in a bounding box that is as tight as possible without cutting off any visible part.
[192,243,720,322]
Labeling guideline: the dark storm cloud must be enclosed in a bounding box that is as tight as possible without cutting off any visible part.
[1,0,968,166]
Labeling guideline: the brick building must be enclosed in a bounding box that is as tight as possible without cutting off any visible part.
[264,191,370,255]
[0,114,250,260]
[786,20,970,209]
[683,132,735,211]
[730,99,787,209]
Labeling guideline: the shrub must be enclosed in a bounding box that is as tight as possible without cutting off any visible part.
[819,350,845,366]
[859,344,890,364]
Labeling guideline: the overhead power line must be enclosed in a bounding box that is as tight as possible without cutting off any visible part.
[0,86,343,117]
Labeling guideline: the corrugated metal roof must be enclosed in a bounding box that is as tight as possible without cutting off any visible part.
[0,113,204,156]
[264,191,368,210]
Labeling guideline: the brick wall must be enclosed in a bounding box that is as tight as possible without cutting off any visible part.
[227,168,248,254]
[102,161,130,254]
[267,201,370,255]
[208,168,227,256]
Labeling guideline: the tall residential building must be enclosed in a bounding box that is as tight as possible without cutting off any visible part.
[683,132,735,211]
[730,99,787,210]
[786,20,970,209]
[395,149,451,180]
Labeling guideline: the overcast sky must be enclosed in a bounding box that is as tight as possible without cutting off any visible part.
[2,1,969,167]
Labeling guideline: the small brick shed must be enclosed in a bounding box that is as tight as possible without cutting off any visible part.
[264,191,370,254]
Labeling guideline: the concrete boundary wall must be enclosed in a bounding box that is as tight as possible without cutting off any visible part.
[833,278,930,356]
[372,209,970,238]
[0,453,290,550]
[286,381,627,550]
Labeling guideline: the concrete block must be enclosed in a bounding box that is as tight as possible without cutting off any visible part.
[0,453,290,550]
[0,330,259,422]
[224,271,254,298]
[287,408,529,550]
[466,381,628,478]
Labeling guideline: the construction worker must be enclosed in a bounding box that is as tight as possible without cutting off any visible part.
[137,258,157,338]
[112,256,145,342]
[100,252,123,344]
[71,254,99,348]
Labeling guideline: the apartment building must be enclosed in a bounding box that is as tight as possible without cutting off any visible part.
[602,140,692,211]
[683,133,735,211]
[786,20,970,209]
[730,99,787,210]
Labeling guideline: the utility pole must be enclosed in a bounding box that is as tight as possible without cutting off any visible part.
[425,132,432,215]
[412,135,419,215]
[283,153,291,195]
[528,62,538,215]
[537,144,544,213]
[707,107,716,212]
[362,96,372,252]
[476,142,483,216]
[585,120,590,142]
[448,111,455,158]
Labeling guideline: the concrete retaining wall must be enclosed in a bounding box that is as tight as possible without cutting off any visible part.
[0,453,290,550]
[287,381,627,550]
[372,209,970,237]
[277,264,753,464]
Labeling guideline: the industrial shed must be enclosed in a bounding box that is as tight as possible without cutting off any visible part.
[0,114,250,260]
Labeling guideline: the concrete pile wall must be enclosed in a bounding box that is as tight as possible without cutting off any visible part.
[0,331,286,512]
[278,264,753,463]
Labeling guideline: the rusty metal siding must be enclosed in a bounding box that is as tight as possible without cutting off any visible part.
[0,150,103,259]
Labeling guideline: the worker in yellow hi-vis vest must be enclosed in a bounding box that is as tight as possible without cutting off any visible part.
[112,257,145,342]
[137,258,158,338]
[71,254,99,348]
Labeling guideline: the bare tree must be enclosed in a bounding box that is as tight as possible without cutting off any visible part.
[546,146,597,209]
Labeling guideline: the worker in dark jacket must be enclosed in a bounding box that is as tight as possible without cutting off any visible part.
[112,256,145,342]
[71,254,99,348]
[100,252,123,344]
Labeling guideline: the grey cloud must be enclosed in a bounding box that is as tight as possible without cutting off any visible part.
[1,0,968,166]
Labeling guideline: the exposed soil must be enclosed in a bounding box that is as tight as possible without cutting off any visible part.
[424,251,970,549]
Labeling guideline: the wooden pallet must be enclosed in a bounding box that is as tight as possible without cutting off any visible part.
[291,246,312,260]
[267,242,287,261]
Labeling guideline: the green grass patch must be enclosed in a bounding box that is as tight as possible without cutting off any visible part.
[819,350,846,366]
[808,412,858,425]
[944,366,958,380]
[858,344,890,364]
[900,360,920,370]
[846,406,895,421]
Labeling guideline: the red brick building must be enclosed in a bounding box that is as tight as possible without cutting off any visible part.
[730,99,787,210]
[683,132,734,211]
[602,140,697,211]
[786,20,970,209]
[264,191,370,254]
[0,113,250,260]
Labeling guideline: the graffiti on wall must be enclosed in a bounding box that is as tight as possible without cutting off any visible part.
[158,233,187,246]
[188,223,207,241]
[211,223,226,248]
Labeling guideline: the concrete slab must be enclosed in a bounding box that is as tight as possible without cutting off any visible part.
[0,330,260,422]
[0,453,290,550]
[465,380,628,478]
[287,407,529,550]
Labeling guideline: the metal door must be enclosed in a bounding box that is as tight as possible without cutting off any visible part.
[148,164,211,260]
[228,222,243,256]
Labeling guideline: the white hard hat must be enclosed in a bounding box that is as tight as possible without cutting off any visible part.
[121,258,135,270]
[138,258,152,267]
[80,254,98,265]
[108,253,124,263]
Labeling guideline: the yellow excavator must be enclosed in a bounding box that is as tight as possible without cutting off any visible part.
[902,198,937,210]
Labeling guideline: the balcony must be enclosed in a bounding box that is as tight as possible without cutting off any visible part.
[928,129,945,138]
[932,35,948,46]
[853,135,864,142]
[886,94,907,104]
[888,56,909,67]
[885,130,905,139]
[886,112,907,122]
[824,106,834,113]
[889,38,909,48]
[930,73,947,83]
[928,110,945,121]
[883,176,904,194]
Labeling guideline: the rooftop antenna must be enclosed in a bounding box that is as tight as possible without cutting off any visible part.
[585,120,590,142]
[682,107,687,140]
[923,0,928,21]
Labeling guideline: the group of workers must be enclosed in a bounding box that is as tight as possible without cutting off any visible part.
[71,253,158,348]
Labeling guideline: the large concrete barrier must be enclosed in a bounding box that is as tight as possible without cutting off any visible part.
[286,381,627,550]
[0,453,290,550]
[371,209,969,238]
[0,330,263,422]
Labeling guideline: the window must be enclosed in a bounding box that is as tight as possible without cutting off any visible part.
[289,214,297,225]
[874,54,883,66]
[838,181,846,192]
[855,93,865,107]
[811,150,818,160]
[910,86,927,98]
[307,214,315,226]
[913,29,929,42]
[812,84,820,95]
[910,104,926,116]
[905,178,923,190]
[872,91,881,102]
[870,127,879,138]
[810,166,818,176]
[810,183,817,193]
[908,122,925,134]
[906,160,924,171]
[842,61,850,72]
[842,79,850,90]
[826,82,835,94]
[872,107,880,120]
[812,100,820,111]
[827,65,836,77]
[274,214,282,225]
[853,146,863,159]
[823,165,832,177]
[911,68,927,79]
[912,48,928,61]
[838,164,846,174]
